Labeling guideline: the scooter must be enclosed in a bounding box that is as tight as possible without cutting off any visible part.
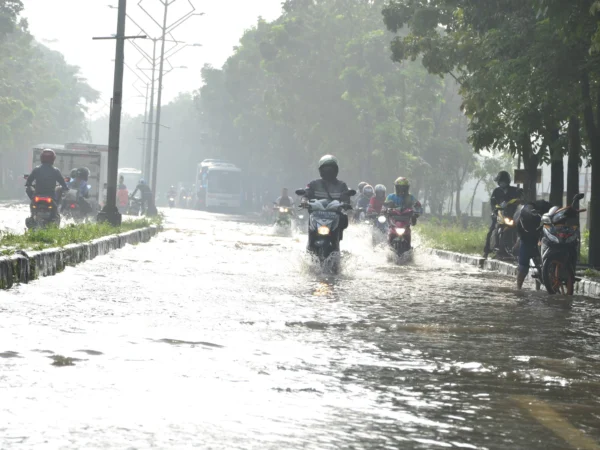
[491,196,522,259]
[532,193,586,295]
[274,203,293,231]
[26,195,61,229]
[295,189,356,265]
[384,206,417,257]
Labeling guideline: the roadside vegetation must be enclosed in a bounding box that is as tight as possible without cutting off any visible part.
[417,218,487,256]
[0,216,162,253]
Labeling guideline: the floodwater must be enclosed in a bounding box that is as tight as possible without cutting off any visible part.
[1,209,599,449]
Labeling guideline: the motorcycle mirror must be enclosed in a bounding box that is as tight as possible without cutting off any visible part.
[574,193,585,203]
[23,174,29,180]
[295,189,306,196]
[347,189,357,197]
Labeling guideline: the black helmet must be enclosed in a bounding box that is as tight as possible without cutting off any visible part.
[318,154,339,181]
[77,167,90,181]
[495,171,511,187]
[70,168,78,178]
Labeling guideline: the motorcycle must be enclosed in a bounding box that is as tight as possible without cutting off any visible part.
[26,195,61,229]
[274,204,293,230]
[353,207,367,223]
[533,193,586,295]
[491,196,522,258]
[383,206,417,257]
[168,196,175,208]
[295,189,356,264]
[128,197,142,216]
[369,213,388,246]
[179,194,189,209]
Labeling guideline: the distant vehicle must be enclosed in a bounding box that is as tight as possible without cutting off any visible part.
[195,159,242,210]
[31,143,108,207]
[118,168,142,191]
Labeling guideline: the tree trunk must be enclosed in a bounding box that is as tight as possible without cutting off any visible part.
[581,72,600,267]
[521,135,539,202]
[455,178,462,217]
[469,177,483,217]
[567,116,581,211]
[448,191,454,215]
[549,126,564,207]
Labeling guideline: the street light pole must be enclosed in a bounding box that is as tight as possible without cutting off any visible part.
[151,0,170,198]
[144,38,157,181]
[141,82,149,170]
[98,0,127,226]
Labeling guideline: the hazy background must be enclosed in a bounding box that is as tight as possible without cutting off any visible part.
[22,0,282,117]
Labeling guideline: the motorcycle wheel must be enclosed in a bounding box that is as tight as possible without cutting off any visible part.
[542,258,574,295]
[501,227,518,257]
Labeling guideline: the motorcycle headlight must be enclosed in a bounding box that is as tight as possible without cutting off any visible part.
[298,215,304,219]
[378,216,386,224]
[279,207,288,213]
[396,227,406,235]
[317,226,330,235]
[504,218,514,226]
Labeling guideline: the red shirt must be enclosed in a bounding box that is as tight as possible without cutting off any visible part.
[368,197,385,214]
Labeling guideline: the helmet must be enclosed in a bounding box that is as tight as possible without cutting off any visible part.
[170,185,175,189]
[70,168,78,178]
[139,179,146,185]
[318,154,339,181]
[375,184,386,199]
[40,149,56,164]
[495,171,511,187]
[77,167,90,181]
[363,184,374,198]
[358,182,368,193]
[394,177,410,196]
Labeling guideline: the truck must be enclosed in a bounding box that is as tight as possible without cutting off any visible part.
[31,143,109,206]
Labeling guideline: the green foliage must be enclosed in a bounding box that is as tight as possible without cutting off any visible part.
[0,216,161,251]
[190,0,475,210]
[417,220,487,255]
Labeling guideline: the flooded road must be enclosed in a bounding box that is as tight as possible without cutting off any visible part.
[1,209,599,449]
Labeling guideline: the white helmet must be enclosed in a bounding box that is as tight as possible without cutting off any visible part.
[363,184,374,198]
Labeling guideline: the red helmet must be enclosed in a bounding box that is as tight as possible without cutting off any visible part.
[40,149,56,164]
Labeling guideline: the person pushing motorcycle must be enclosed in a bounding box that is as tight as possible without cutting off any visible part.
[513,200,553,289]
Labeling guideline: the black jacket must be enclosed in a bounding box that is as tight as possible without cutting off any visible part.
[304,178,351,203]
[515,200,552,238]
[490,185,521,209]
[26,164,68,197]
[132,183,153,199]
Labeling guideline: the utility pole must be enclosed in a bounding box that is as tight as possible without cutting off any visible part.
[144,38,157,181]
[94,0,145,225]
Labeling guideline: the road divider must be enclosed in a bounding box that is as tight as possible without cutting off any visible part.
[0,225,160,290]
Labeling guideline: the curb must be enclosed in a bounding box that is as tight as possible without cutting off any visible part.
[0,225,160,290]
[426,248,600,299]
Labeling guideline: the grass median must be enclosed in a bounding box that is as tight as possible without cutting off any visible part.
[417,218,487,256]
[0,216,162,253]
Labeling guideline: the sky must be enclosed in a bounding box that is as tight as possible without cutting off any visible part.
[21,0,282,118]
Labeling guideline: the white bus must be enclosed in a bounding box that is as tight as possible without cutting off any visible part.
[195,159,242,209]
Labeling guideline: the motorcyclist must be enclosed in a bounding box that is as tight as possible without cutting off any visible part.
[483,171,522,258]
[301,154,352,243]
[167,185,177,198]
[131,179,153,214]
[179,186,189,207]
[368,184,387,215]
[25,148,69,202]
[67,168,79,188]
[353,181,368,207]
[513,199,553,289]
[276,188,295,207]
[385,177,423,225]
[73,167,93,215]
[357,184,374,210]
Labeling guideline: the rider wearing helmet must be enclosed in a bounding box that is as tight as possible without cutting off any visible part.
[25,149,69,200]
[302,155,352,242]
[72,167,92,215]
[354,181,368,207]
[385,177,422,222]
[483,171,521,258]
[357,184,374,210]
[368,184,387,215]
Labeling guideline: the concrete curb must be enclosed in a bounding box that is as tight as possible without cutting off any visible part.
[0,225,160,290]
[426,248,600,299]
